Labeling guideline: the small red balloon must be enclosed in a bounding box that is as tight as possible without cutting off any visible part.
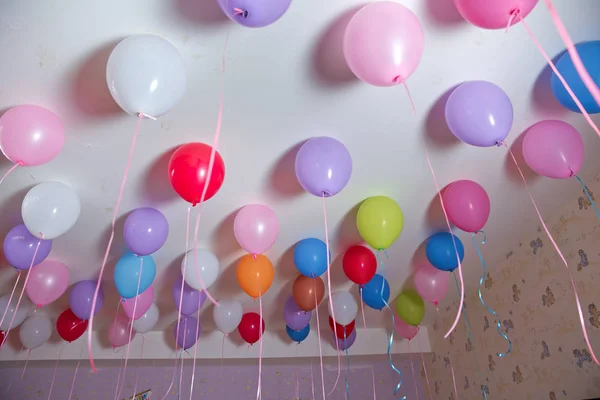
[0,330,5,346]
[328,316,355,339]
[168,142,225,205]
[57,309,88,342]
[238,312,265,345]
[342,245,377,285]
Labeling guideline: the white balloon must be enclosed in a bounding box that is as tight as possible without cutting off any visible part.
[106,35,187,118]
[329,291,358,326]
[213,299,243,335]
[19,314,52,349]
[22,181,81,239]
[132,303,159,334]
[182,249,219,291]
[0,295,31,330]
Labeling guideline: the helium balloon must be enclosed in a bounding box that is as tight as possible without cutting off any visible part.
[106,35,186,117]
[56,309,88,342]
[238,312,264,345]
[0,331,4,346]
[522,120,584,179]
[3,224,52,270]
[173,276,206,317]
[443,180,491,233]
[295,137,352,197]
[283,296,312,331]
[168,143,225,205]
[108,313,136,348]
[294,238,328,278]
[236,254,274,298]
[19,315,52,349]
[132,303,159,334]
[286,324,310,343]
[175,316,201,350]
[25,260,69,307]
[360,274,390,311]
[233,204,279,255]
[413,263,449,305]
[292,275,324,312]
[329,291,358,326]
[0,105,64,167]
[335,329,356,351]
[181,248,220,291]
[124,207,169,256]
[328,316,355,340]
[395,290,425,327]
[394,316,419,340]
[357,196,404,250]
[0,295,31,330]
[22,181,81,239]
[216,0,292,28]
[344,1,424,87]
[213,299,243,335]
[121,285,154,320]
[453,0,539,30]
[69,280,103,320]
[114,252,156,299]
[445,81,513,147]
[342,245,377,285]
[426,232,465,272]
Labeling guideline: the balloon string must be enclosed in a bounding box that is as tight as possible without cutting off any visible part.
[310,362,316,400]
[294,344,300,400]
[47,345,63,400]
[313,278,326,400]
[131,334,144,400]
[256,288,263,400]
[516,12,600,138]
[68,358,81,400]
[178,324,188,400]
[402,82,417,116]
[505,8,517,32]
[417,335,433,400]
[574,175,600,219]
[113,353,125,400]
[408,340,418,399]
[359,288,369,345]
[343,331,350,400]
[435,307,458,400]
[0,162,21,187]
[371,367,377,400]
[0,270,21,332]
[21,349,31,379]
[189,302,202,400]
[424,150,464,339]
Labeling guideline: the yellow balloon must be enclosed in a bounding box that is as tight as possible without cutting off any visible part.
[356,196,403,250]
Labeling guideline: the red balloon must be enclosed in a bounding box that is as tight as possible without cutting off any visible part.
[342,245,377,285]
[0,330,5,346]
[238,312,265,345]
[168,142,225,205]
[328,316,355,339]
[57,309,88,342]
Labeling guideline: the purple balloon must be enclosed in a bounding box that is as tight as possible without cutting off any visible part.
[69,280,104,320]
[445,81,514,147]
[216,0,292,28]
[175,316,201,350]
[283,296,311,331]
[295,137,352,197]
[334,329,356,351]
[3,224,52,270]
[172,276,206,316]
[124,207,169,256]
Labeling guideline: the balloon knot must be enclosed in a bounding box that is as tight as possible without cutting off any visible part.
[233,8,248,18]
[393,76,404,85]
[434,301,438,306]
[322,190,332,198]
[37,304,41,308]
[252,254,258,259]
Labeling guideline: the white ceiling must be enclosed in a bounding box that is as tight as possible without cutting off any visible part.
[1,0,600,348]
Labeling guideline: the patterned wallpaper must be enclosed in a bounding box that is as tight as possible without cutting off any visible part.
[426,176,600,400]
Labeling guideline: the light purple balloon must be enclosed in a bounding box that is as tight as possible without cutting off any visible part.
[334,329,356,351]
[216,0,292,28]
[172,276,206,317]
[123,207,169,256]
[3,224,52,270]
[295,137,352,197]
[283,296,311,331]
[69,280,104,320]
[175,316,201,350]
[445,81,514,147]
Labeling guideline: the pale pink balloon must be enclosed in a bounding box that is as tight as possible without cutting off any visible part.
[108,313,136,348]
[453,0,539,30]
[233,204,279,255]
[522,120,584,180]
[343,1,424,87]
[413,263,450,305]
[442,180,490,233]
[0,105,65,166]
[394,316,419,340]
[25,260,69,307]
[121,285,154,320]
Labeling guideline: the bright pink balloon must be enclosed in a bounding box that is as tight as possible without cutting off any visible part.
[442,180,491,233]
[121,285,154,320]
[0,105,65,166]
[394,316,419,340]
[25,260,69,307]
[108,313,136,348]
[233,204,279,255]
[522,120,584,180]
[453,0,539,30]
[413,263,450,305]
[343,1,424,87]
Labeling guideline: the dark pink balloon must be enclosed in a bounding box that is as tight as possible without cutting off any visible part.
[443,180,490,233]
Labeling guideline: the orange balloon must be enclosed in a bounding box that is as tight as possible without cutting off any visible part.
[293,275,324,311]
[237,254,274,298]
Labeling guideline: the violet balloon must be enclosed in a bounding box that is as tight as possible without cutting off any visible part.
[295,137,352,197]
[172,276,206,317]
[283,296,312,331]
[413,263,449,305]
[69,280,104,320]
[216,0,292,28]
[175,316,201,350]
[234,204,279,255]
[334,329,356,351]
[123,207,169,256]
[3,224,52,270]
[442,180,490,233]
[394,316,419,340]
[121,285,154,320]
[25,260,69,307]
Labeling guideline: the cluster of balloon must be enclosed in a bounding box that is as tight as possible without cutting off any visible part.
[55,280,105,345]
[238,312,265,345]
[328,292,358,349]
[284,296,311,343]
[216,0,293,28]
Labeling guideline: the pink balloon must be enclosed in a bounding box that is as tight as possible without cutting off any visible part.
[108,313,136,348]
[0,105,65,166]
[522,120,584,180]
[394,316,419,340]
[343,1,424,87]
[233,204,279,255]
[25,260,69,307]
[121,285,154,320]
[413,263,450,305]
[442,180,491,233]
[453,0,539,30]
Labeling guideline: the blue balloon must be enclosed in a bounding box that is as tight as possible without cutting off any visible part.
[552,41,600,114]
[114,252,156,299]
[360,274,390,310]
[286,324,310,343]
[425,232,464,272]
[294,238,329,277]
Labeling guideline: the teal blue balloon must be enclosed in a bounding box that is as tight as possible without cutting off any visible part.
[286,324,310,343]
[114,252,156,299]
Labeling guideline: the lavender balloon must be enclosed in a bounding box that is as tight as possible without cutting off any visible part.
[172,276,206,316]
[216,0,292,28]
[445,81,514,147]
[123,207,169,256]
[283,296,311,331]
[295,137,352,197]
[175,316,201,350]
[3,224,52,270]
[69,280,104,320]
[335,329,356,351]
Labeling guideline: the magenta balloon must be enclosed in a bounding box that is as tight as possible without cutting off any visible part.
[233,204,279,255]
[108,313,135,348]
[522,120,584,179]
[216,0,292,28]
[454,0,539,30]
[123,207,169,256]
[121,285,154,320]
[413,263,449,305]
[442,180,490,233]
[25,260,69,307]
[394,316,420,340]
[3,224,52,270]
[69,280,103,320]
